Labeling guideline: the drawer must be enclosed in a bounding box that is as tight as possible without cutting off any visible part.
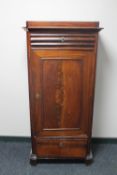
[30,30,96,50]
[36,139,87,158]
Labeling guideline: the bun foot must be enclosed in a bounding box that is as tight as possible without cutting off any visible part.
[85,150,93,165]
[30,153,38,166]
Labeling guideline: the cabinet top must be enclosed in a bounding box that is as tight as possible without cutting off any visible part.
[26,21,103,31]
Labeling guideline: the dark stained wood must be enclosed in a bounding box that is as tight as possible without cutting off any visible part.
[26,21,102,165]
[36,139,87,158]
[26,21,101,28]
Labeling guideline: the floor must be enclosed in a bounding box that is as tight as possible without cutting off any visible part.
[0,141,116,175]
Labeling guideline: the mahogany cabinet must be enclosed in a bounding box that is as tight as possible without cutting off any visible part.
[25,21,102,165]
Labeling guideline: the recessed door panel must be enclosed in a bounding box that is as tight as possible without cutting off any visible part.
[42,59,83,129]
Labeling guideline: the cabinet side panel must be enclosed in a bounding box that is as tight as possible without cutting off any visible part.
[26,31,37,153]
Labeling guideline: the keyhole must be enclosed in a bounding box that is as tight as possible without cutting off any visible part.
[35,93,41,99]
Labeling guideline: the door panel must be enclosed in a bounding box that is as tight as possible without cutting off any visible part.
[30,50,93,138]
[42,59,83,129]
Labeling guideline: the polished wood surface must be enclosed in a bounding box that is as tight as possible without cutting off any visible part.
[27,21,101,28]
[26,21,102,164]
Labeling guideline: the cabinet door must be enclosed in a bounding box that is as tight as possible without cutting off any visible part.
[29,50,95,140]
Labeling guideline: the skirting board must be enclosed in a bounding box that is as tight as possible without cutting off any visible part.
[0,136,117,144]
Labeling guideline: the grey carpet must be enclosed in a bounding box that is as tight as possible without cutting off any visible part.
[0,141,117,175]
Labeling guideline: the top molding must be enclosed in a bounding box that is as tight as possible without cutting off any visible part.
[25,21,103,32]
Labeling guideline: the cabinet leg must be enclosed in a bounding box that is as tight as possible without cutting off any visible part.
[85,149,93,165]
[30,153,38,166]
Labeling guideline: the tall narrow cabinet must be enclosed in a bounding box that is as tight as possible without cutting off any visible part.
[26,21,102,164]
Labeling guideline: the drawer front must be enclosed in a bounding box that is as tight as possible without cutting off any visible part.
[36,139,87,158]
[30,29,96,50]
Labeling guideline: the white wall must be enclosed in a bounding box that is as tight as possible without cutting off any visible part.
[0,0,117,137]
